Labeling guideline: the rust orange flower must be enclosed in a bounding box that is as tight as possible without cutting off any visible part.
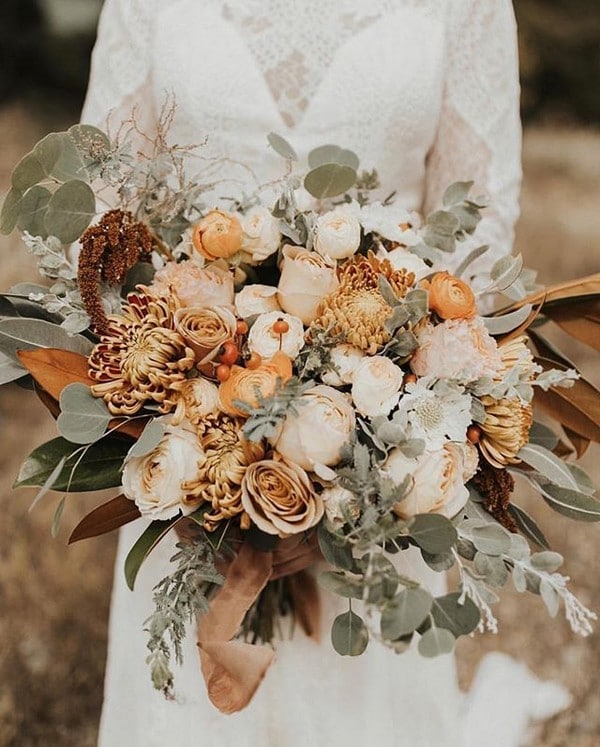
[425,271,477,320]
[192,210,243,260]
[218,352,293,417]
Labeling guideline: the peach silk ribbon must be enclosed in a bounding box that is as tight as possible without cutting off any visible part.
[197,534,322,714]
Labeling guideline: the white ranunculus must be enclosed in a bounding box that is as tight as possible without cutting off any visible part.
[248,310,305,360]
[235,284,281,318]
[384,247,429,279]
[273,385,355,470]
[277,245,339,324]
[385,442,477,520]
[351,355,403,418]
[314,203,361,260]
[122,425,205,521]
[360,202,421,245]
[240,206,281,264]
[321,344,365,386]
[322,485,361,528]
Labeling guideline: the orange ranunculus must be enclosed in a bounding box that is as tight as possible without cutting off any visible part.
[192,210,243,260]
[218,352,293,417]
[425,271,477,320]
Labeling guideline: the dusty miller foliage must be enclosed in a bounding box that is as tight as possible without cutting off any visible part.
[144,540,224,694]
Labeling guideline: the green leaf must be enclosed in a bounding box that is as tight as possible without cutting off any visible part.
[308,144,360,171]
[28,456,67,512]
[442,181,473,207]
[0,187,23,234]
[126,418,166,459]
[421,550,456,572]
[423,210,460,252]
[418,627,455,657]
[15,436,129,492]
[0,350,26,384]
[40,132,87,183]
[453,245,489,278]
[489,254,523,292]
[317,524,354,571]
[16,185,51,237]
[530,551,563,573]
[537,483,600,522]
[44,180,96,243]
[468,523,512,556]
[267,132,298,161]
[517,443,578,490]
[567,464,596,496]
[0,317,93,360]
[431,593,480,636]
[473,552,509,586]
[540,579,560,618]
[409,514,458,554]
[378,275,401,307]
[125,518,180,590]
[528,421,559,450]
[12,151,46,192]
[483,304,533,336]
[318,571,363,599]
[380,588,433,640]
[507,504,550,549]
[51,495,67,539]
[68,124,111,155]
[331,610,369,656]
[57,382,111,444]
[304,163,357,199]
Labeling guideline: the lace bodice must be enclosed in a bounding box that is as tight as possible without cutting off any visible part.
[82,0,522,276]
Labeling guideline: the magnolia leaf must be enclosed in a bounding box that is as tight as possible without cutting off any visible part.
[536,483,600,522]
[318,571,363,599]
[507,504,550,550]
[15,185,51,237]
[267,132,298,161]
[418,627,455,657]
[0,319,93,362]
[57,382,111,444]
[126,418,166,460]
[125,517,181,590]
[517,443,578,490]
[17,348,92,401]
[380,588,433,640]
[304,163,357,199]
[3,296,63,324]
[331,610,369,656]
[15,436,129,492]
[430,593,480,636]
[317,524,354,571]
[28,456,67,513]
[483,304,533,336]
[409,514,458,554]
[0,187,23,234]
[44,180,96,243]
[533,373,600,445]
[543,300,600,352]
[442,181,473,207]
[563,426,590,459]
[69,494,141,543]
[308,144,360,171]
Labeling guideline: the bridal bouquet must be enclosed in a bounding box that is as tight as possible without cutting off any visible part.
[2,112,599,713]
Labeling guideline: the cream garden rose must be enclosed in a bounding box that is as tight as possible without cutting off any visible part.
[321,344,364,386]
[314,203,361,260]
[240,206,281,264]
[385,442,478,520]
[273,385,355,471]
[385,247,429,280]
[150,260,234,308]
[168,377,221,427]
[277,245,339,324]
[351,355,404,418]
[247,310,305,359]
[122,423,205,521]
[235,284,281,318]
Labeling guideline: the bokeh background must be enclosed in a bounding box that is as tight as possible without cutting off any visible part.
[0,1,599,745]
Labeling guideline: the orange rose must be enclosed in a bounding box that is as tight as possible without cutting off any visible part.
[218,352,293,417]
[425,271,477,320]
[192,210,243,260]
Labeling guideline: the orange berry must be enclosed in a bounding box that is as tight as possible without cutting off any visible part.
[273,318,290,335]
[236,320,249,336]
[246,352,262,370]
[403,373,417,387]
[467,425,481,444]
[219,341,239,366]
[216,364,231,382]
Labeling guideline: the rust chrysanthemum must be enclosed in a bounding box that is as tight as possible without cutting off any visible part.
[478,395,533,469]
[313,252,415,354]
[88,288,196,415]
[182,413,265,531]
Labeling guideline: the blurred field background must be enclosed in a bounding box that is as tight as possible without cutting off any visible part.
[0,1,599,745]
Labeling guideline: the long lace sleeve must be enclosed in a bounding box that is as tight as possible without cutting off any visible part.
[423,0,522,275]
[80,0,158,134]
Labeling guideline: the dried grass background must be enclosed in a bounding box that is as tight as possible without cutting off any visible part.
[0,102,599,746]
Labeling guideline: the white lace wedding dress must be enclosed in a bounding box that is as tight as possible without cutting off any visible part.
[82,1,570,745]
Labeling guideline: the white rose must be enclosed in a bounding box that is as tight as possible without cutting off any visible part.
[351,356,403,418]
[321,344,364,386]
[248,310,305,359]
[385,442,477,519]
[122,424,205,521]
[384,247,429,280]
[314,203,361,260]
[240,206,281,264]
[235,284,281,318]
[360,202,421,245]
[277,245,339,324]
[273,385,355,470]
[322,485,360,528]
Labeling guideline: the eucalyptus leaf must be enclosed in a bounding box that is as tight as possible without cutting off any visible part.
[57,382,111,444]
[380,588,433,640]
[317,524,355,571]
[304,163,357,199]
[473,552,509,586]
[41,132,87,183]
[423,210,460,252]
[0,187,23,234]
[517,444,578,490]
[442,181,473,207]
[11,151,46,192]
[0,317,93,360]
[318,571,363,599]
[430,593,480,636]
[16,185,51,237]
[267,132,298,161]
[308,144,360,171]
[421,549,456,572]
[126,418,166,460]
[467,523,512,556]
[409,514,458,554]
[331,610,369,656]
[68,124,111,155]
[418,627,455,657]
[44,180,96,243]
[483,304,533,336]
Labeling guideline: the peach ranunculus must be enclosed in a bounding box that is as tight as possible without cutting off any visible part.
[314,203,361,261]
[351,355,404,418]
[410,318,503,382]
[247,310,305,360]
[235,284,281,318]
[240,206,281,264]
[192,209,243,260]
[277,245,339,324]
[218,351,293,417]
[241,457,324,536]
[424,271,477,320]
[385,442,478,520]
[122,423,205,521]
[150,260,234,308]
[167,377,221,427]
[273,385,355,471]
[174,306,237,362]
